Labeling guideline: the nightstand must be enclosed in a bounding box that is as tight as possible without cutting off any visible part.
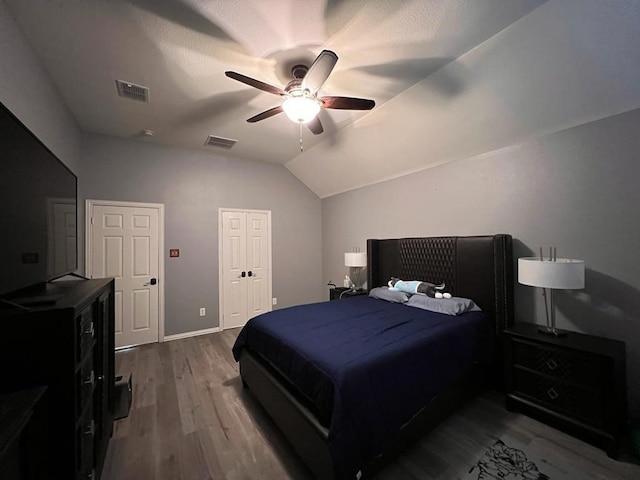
[503,322,627,458]
[329,287,367,301]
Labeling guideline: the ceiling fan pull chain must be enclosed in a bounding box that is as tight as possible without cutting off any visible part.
[299,122,304,152]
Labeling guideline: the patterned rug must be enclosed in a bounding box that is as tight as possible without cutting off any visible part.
[464,436,582,480]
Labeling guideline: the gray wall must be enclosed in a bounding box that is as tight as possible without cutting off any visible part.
[322,107,640,418]
[80,133,323,336]
[0,1,81,173]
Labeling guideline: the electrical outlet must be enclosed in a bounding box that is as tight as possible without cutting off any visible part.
[272,297,277,305]
[199,307,206,316]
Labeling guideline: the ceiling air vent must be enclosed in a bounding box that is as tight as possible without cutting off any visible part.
[204,135,237,149]
[116,80,149,103]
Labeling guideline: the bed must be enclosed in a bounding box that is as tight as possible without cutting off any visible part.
[232,234,513,479]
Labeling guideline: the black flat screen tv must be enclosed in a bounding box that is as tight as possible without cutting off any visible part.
[0,101,78,298]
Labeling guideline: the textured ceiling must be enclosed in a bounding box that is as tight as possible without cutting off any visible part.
[5,1,640,197]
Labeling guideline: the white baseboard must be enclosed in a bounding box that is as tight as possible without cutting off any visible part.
[163,326,221,342]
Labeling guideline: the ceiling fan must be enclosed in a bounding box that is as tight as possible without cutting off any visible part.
[225,50,375,135]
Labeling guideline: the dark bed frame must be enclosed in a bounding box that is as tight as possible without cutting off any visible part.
[238,234,514,480]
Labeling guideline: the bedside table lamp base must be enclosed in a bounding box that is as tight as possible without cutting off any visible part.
[518,252,585,340]
[538,288,568,337]
[537,325,568,337]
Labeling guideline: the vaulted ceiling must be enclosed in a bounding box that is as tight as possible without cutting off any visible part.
[4,1,640,197]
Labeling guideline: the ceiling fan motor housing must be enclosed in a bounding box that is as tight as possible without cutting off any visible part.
[291,64,309,80]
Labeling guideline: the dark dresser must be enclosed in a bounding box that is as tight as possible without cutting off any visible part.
[0,278,115,479]
[503,322,626,458]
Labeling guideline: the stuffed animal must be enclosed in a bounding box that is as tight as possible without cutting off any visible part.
[388,277,452,298]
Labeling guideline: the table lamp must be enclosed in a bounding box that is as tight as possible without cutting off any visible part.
[518,248,584,336]
[344,250,367,290]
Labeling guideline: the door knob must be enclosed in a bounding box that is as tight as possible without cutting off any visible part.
[144,278,157,286]
[248,271,253,277]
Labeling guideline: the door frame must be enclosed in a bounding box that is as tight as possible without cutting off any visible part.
[218,207,272,330]
[85,199,166,343]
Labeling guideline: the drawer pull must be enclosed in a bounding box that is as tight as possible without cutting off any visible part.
[84,370,95,387]
[84,420,96,437]
[84,322,95,338]
[546,359,558,371]
[546,387,559,400]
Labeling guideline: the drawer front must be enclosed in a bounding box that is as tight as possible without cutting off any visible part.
[77,358,96,415]
[512,340,603,389]
[513,368,604,427]
[76,402,96,479]
[77,306,96,362]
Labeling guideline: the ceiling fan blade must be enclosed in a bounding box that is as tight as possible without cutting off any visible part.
[225,71,286,96]
[247,106,283,123]
[320,96,375,110]
[301,50,338,93]
[306,116,324,135]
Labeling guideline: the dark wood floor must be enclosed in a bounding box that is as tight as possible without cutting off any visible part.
[102,329,640,480]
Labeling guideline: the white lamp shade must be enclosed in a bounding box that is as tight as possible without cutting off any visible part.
[282,96,321,123]
[344,252,367,268]
[518,257,585,289]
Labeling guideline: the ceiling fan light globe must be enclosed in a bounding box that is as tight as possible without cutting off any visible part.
[282,96,321,123]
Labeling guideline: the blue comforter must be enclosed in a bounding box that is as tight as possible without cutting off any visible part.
[232,295,493,479]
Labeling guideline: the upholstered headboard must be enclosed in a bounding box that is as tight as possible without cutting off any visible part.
[366,234,514,334]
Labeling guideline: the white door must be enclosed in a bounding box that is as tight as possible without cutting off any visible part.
[220,209,271,329]
[87,201,163,348]
[245,212,271,319]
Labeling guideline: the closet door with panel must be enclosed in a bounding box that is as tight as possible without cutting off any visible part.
[220,209,272,329]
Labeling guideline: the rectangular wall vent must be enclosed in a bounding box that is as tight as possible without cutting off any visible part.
[116,80,149,103]
[204,135,237,149]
